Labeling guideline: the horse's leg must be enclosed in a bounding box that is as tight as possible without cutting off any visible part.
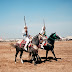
[36,54,38,62]
[36,54,41,62]
[46,50,48,60]
[15,50,19,64]
[32,54,36,65]
[51,49,57,61]
[20,51,24,64]
[28,52,31,60]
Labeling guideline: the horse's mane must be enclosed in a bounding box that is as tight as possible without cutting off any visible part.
[32,34,39,46]
[33,34,39,39]
[50,33,55,37]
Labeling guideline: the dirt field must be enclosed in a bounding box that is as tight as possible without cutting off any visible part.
[0,41,72,72]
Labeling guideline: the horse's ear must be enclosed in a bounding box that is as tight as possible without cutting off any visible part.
[39,33,40,34]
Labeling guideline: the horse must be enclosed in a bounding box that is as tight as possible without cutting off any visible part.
[10,34,41,65]
[42,32,61,61]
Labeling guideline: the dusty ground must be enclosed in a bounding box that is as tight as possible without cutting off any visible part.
[0,41,72,72]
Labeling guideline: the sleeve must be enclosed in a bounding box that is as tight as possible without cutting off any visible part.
[27,32,29,36]
[40,30,43,34]
[43,31,46,36]
[22,30,26,37]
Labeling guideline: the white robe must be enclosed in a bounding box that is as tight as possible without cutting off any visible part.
[22,29,30,48]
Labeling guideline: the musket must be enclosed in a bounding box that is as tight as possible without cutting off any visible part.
[43,19,45,27]
[24,16,26,26]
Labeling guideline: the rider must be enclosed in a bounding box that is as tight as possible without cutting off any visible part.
[22,25,30,51]
[40,25,46,36]
[40,25,47,49]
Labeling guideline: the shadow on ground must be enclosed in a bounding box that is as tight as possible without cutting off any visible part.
[23,57,62,65]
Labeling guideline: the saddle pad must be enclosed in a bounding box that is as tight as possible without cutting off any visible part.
[17,39,26,48]
[17,39,23,44]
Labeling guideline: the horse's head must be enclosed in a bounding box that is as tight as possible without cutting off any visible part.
[49,32,61,41]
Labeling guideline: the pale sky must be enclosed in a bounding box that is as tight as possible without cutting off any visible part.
[0,0,72,39]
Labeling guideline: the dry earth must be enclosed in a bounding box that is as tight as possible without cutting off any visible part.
[0,41,72,72]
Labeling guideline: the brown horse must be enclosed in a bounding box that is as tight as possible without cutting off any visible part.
[10,34,41,65]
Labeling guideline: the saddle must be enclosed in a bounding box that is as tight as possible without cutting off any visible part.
[16,39,26,48]
[16,39,33,49]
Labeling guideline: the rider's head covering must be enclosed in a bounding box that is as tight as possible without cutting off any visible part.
[24,26,28,29]
[42,26,46,31]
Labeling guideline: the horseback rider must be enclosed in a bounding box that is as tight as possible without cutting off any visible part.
[40,25,47,49]
[22,25,30,51]
[40,26,46,36]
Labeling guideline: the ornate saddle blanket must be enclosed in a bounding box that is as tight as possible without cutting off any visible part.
[16,39,26,48]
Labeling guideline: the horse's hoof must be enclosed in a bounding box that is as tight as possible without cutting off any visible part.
[33,61,36,65]
[21,61,24,64]
[55,59,57,61]
[34,62,37,65]
[21,59,24,64]
[34,62,36,65]
[15,62,16,64]
[56,59,57,61]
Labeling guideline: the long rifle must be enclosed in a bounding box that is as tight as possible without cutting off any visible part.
[24,16,26,26]
[43,19,45,27]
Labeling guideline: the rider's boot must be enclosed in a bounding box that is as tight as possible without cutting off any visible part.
[23,42,28,51]
[23,45,27,51]
[41,44,44,49]
[41,41,45,49]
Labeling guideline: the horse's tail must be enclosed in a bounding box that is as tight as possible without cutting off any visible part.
[10,43,17,48]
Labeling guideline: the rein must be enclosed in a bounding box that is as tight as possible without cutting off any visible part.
[48,34,58,41]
